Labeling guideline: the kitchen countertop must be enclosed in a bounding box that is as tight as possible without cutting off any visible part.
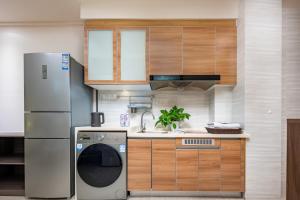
[0,132,24,137]
[75,126,249,139]
[127,132,249,139]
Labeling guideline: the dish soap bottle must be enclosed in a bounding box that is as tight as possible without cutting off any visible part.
[124,113,130,127]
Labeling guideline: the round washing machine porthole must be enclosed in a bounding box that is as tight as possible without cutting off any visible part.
[77,143,123,188]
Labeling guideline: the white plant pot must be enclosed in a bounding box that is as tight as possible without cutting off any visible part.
[170,121,181,132]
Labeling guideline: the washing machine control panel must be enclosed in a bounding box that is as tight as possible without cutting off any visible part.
[78,131,126,144]
[78,134,92,142]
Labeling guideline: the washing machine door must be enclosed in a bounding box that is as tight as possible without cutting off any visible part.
[77,143,122,188]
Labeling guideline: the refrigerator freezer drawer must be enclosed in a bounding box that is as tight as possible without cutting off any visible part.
[25,112,70,139]
[25,139,71,198]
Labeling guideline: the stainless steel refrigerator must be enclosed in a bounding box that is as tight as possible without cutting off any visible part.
[24,53,93,198]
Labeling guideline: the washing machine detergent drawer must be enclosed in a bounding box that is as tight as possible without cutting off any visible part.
[76,141,127,200]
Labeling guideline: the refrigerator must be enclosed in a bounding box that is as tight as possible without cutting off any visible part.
[24,53,93,198]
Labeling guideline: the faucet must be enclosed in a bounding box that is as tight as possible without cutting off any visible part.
[139,111,155,133]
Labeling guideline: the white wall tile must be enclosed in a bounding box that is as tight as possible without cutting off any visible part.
[96,89,211,130]
[282,0,300,199]
[234,0,283,199]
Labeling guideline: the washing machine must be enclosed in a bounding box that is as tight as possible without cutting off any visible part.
[76,131,127,200]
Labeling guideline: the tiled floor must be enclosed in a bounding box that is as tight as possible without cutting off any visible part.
[128,198,243,200]
[0,197,243,200]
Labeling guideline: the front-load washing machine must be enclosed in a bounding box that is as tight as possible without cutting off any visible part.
[76,131,127,200]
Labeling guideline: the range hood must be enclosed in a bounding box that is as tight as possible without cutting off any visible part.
[150,75,220,90]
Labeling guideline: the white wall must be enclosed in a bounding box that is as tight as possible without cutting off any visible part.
[80,0,239,19]
[282,0,300,198]
[234,0,282,199]
[0,0,81,22]
[0,24,84,133]
[232,0,245,127]
[209,86,233,123]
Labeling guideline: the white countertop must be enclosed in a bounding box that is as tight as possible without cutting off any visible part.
[0,132,24,137]
[75,126,249,139]
[127,132,249,139]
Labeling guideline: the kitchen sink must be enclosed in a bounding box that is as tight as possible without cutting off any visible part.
[136,130,168,134]
[135,129,207,134]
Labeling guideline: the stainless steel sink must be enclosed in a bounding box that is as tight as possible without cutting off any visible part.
[135,129,207,134]
[136,130,168,134]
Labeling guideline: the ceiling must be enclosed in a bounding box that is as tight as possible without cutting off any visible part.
[0,0,239,23]
[0,0,81,22]
[81,0,239,19]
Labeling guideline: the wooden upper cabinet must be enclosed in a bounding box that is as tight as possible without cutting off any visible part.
[85,29,116,84]
[220,139,244,192]
[118,28,148,83]
[85,27,148,84]
[216,27,237,84]
[152,139,176,191]
[149,27,183,75]
[128,139,151,191]
[183,27,215,75]
[84,20,237,85]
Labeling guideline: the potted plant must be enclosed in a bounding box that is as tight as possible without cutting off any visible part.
[155,106,191,132]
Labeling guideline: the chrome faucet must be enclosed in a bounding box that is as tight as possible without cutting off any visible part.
[139,111,155,133]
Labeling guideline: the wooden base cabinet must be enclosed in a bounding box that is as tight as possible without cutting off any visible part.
[176,149,199,191]
[127,139,151,191]
[198,148,221,191]
[176,139,221,191]
[152,140,176,191]
[128,138,245,193]
[221,139,245,192]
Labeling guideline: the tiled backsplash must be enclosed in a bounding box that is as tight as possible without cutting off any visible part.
[94,86,233,129]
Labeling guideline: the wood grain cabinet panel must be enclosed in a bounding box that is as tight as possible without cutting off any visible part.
[149,27,182,75]
[128,139,151,191]
[176,149,199,191]
[198,149,221,191]
[220,139,243,192]
[183,27,215,75]
[216,27,237,84]
[85,21,237,86]
[152,139,176,191]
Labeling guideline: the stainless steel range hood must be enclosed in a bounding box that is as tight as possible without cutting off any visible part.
[149,75,220,90]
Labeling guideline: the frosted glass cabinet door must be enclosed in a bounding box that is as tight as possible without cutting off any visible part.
[120,30,146,81]
[88,30,114,81]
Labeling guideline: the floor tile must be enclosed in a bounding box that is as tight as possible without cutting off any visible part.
[0,196,243,200]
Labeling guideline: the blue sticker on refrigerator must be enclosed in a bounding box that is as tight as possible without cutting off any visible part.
[62,53,70,71]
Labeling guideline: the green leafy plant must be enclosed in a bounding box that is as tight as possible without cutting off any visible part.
[155,106,191,129]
